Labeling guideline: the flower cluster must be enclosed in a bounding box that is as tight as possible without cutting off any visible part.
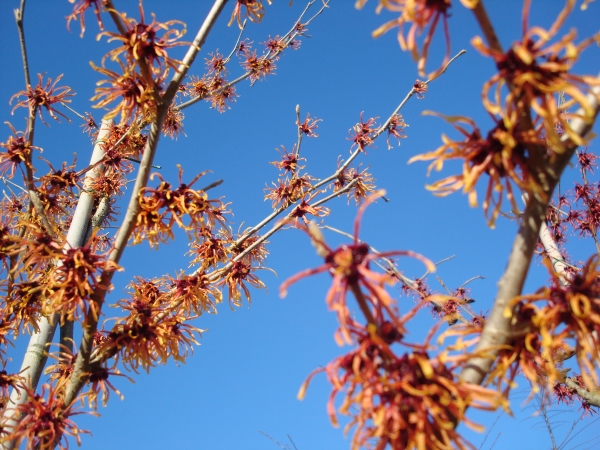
[508,256,600,391]
[132,168,230,248]
[183,11,307,112]
[282,192,502,448]
[82,2,188,123]
[10,74,74,126]
[409,112,535,226]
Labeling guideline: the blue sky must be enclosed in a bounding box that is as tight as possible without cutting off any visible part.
[1,0,599,449]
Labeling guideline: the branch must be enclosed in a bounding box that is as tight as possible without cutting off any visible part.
[62,0,228,408]
[0,120,112,450]
[313,49,466,192]
[565,378,600,408]
[459,82,600,386]
[13,0,30,89]
[175,0,329,111]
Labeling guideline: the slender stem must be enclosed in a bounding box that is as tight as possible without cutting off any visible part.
[295,104,303,170]
[206,178,359,282]
[224,19,247,63]
[471,1,503,54]
[350,283,376,327]
[14,0,30,89]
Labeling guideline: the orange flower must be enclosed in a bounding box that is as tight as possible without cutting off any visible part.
[101,279,203,372]
[90,60,158,124]
[164,271,223,316]
[356,0,452,77]
[264,174,313,209]
[99,3,187,77]
[0,123,41,179]
[216,260,267,308]
[10,74,74,126]
[269,145,305,175]
[229,0,272,28]
[45,238,122,323]
[66,0,105,37]
[333,165,376,205]
[299,333,502,449]
[133,169,230,247]
[510,255,600,389]
[281,191,434,343]
[472,0,600,153]
[297,113,321,137]
[409,112,539,226]
[4,383,90,450]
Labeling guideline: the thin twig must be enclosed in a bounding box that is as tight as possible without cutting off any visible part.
[14,0,30,89]
[224,19,247,63]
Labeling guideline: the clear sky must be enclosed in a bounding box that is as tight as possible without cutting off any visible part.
[1,0,599,449]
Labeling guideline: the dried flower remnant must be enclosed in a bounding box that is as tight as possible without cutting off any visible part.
[356,0,453,77]
[414,79,428,99]
[10,74,74,126]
